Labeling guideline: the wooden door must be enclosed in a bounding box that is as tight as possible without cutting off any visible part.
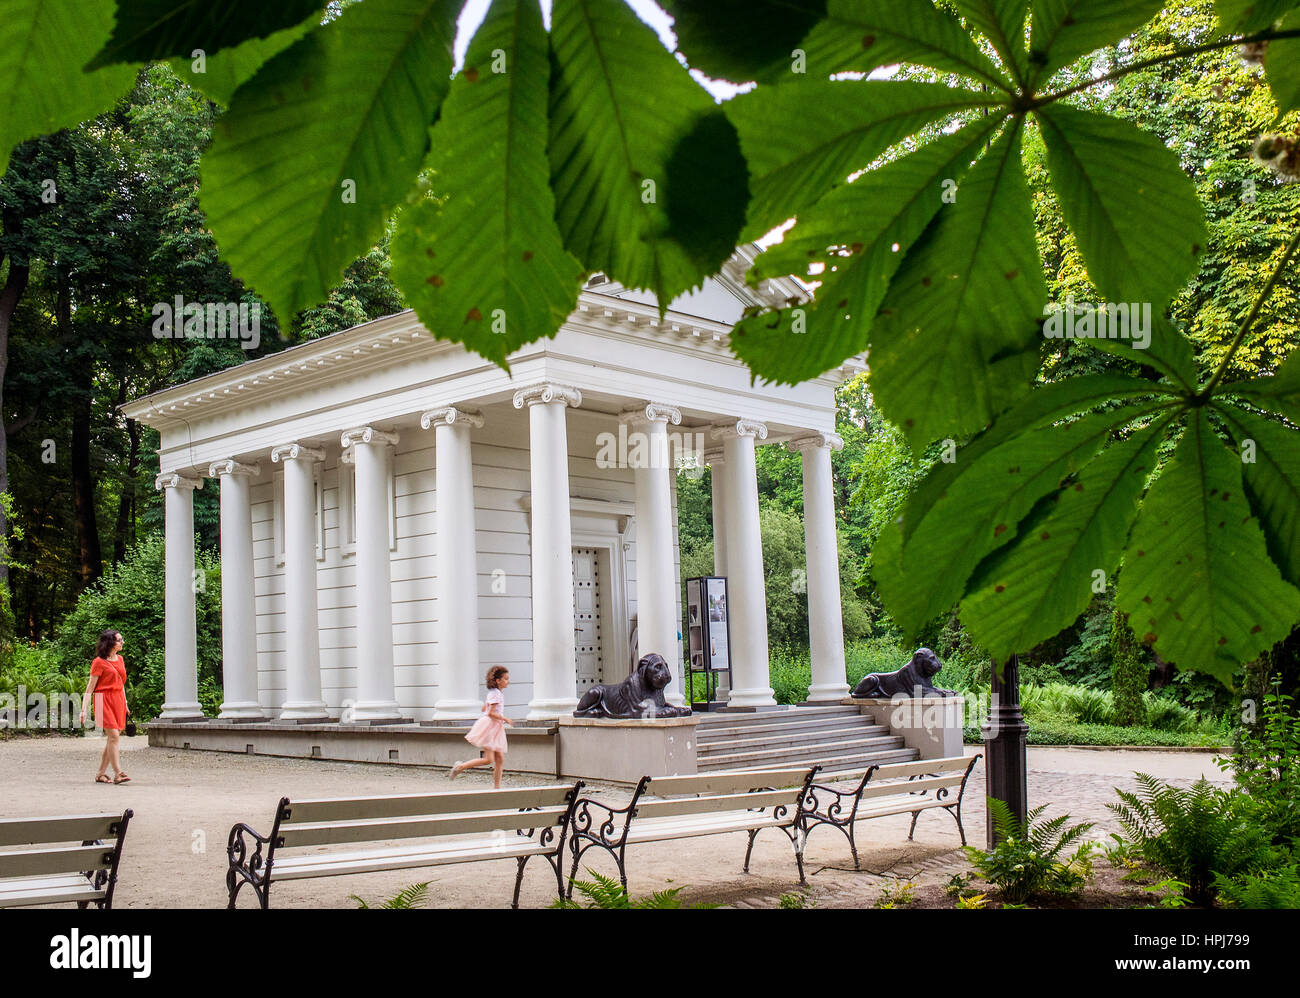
[572,548,603,693]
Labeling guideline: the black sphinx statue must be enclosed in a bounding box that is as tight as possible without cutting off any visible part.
[573,653,693,719]
[851,647,958,699]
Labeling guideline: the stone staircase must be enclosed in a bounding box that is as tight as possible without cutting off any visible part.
[693,705,917,777]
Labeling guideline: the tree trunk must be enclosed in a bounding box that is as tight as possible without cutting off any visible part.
[0,256,31,591]
[58,272,101,590]
[113,413,140,563]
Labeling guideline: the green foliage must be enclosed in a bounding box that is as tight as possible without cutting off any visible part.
[1215,864,1300,908]
[872,879,916,909]
[88,0,326,68]
[1107,773,1282,904]
[964,798,1096,904]
[1219,679,1300,842]
[777,890,816,909]
[1109,611,1148,726]
[51,535,224,718]
[350,881,430,909]
[200,0,459,322]
[553,869,709,909]
[392,0,582,367]
[1019,719,1228,747]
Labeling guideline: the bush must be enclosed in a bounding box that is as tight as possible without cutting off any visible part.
[1110,611,1148,727]
[1219,680,1300,844]
[52,535,224,718]
[964,798,1096,904]
[1020,720,1227,748]
[1142,693,1198,733]
[1108,774,1282,905]
[1215,865,1300,909]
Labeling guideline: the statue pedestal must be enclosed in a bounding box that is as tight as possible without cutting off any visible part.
[843,696,966,760]
[557,715,701,784]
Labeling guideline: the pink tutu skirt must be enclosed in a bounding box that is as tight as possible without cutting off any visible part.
[465,715,508,754]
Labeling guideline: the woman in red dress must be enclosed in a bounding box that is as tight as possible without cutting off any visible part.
[79,629,131,785]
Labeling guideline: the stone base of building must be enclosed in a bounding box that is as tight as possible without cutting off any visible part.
[147,715,703,785]
[841,696,966,760]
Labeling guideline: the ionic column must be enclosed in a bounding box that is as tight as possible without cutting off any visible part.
[421,406,485,719]
[514,383,581,719]
[711,419,775,708]
[270,442,329,721]
[790,433,849,702]
[156,472,205,720]
[209,460,265,720]
[340,427,405,723]
[706,448,728,577]
[622,402,683,706]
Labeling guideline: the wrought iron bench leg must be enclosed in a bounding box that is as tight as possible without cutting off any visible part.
[847,819,861,870]
[743,829,759,873]
[949,802,967,846]
[908,809,922,841]
[513,856,530,909]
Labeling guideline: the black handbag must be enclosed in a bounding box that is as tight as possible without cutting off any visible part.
[124,721,137,737]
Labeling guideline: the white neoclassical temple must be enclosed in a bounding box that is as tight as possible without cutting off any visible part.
[124,248,862,730]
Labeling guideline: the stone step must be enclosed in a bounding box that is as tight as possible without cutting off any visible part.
[697,723,892,755]
[693,705,862,729]
[699,745,919,774]
[697,733,908,770]
[695,714,878,741]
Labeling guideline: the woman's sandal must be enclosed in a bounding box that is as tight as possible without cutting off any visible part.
[449,762,464,781]
[113,772,131,784]
[94,774,113,784]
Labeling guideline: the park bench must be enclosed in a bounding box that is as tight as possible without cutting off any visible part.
[0,810,133,909]
[226,782,584,909]
[801,754,982,868]
[565,766,818,895]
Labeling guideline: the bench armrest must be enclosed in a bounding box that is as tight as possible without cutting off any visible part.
[569,778,648,851]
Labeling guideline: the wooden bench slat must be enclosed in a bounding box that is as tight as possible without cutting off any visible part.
[0,814,124,847]
[270,839,551,881]
[285,785,575,823]
[0,873,105,909]
[630,788,802,822]
[854,796,952,819]
[278,806,569,847]
[0,844,114,878]
[869,757,973,781]
[645,768,812,797]
[622,812,784,844]
[856,772,967,802]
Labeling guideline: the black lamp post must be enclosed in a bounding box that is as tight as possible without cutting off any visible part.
[981,655,1028,848]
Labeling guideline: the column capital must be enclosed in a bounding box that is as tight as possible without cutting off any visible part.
[788,431,844,453]
[271,442,326,464]
[619,402,682,427]
[208,459,261,478]
[512,382,581,410]
[710,419,768,442]
[155,472,203,492]
[703,447,725,465]
[340,426,399,449]
[420,406,484,430]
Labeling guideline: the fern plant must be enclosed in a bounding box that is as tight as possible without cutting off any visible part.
[351,882,430,909]
[1215,864,1300,910]
[1220,681,1300,843]
[964,798,1095,904]
[1107,774,1279,905]
[551,870,711,910]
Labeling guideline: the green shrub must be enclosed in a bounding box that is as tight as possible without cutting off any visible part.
[1215,865,1300,909]
[1107,774,1282,905]
[52,534,224,718]
[1219,680,1300,844]
[552,870,711,909]
[1022,720,1226,748]
[1110,611,1148,727]
[964,798,1096,904]
[1142,693,1198,733]
[351,882,430,909]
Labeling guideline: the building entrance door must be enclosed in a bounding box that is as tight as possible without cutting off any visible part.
[572,547,603,694]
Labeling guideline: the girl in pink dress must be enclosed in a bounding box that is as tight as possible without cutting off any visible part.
[451,666,513,788]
